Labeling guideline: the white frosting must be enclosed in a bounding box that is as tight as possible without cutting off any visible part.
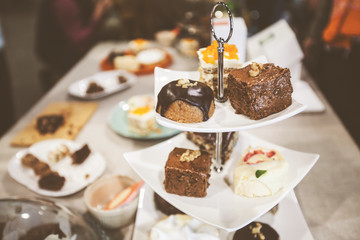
[149,214,220,240]
[197,47,242,70]
[233,146,288,198]
[136,49,166,65]
[127,95,157,135]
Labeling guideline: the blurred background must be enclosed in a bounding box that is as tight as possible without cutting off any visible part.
[0,0,359,145]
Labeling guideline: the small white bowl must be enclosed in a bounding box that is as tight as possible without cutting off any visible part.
[84,175,139,229]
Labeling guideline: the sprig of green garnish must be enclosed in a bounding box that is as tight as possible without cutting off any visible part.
[255,170,267,178]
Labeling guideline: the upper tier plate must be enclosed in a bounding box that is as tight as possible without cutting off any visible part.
[154,67,306,133]
[124,132,319,231]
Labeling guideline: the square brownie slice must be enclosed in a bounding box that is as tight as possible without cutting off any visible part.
[228,63,293,120]
[164,147,211,197]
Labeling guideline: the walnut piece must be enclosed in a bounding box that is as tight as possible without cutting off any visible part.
[176,79,198,88]
[179,149,201,162]
[251,222,265,240]
[249,62,264,77]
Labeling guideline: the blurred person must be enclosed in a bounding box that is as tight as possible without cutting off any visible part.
[0,19,14,136]
[302,0,360,145]
[35,0,112,92]
[113,0,211,41]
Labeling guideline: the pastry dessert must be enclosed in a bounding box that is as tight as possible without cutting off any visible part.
[233,146,288,197]
[179,38,199,57]
[48,144,70,163]
[155,29,178,47]
[38,171,66,191]
[186,131,238,164]
[149,214,220,240]
[156,79,215,123]
[36,114,64,134]
[127,95,157,135]
[71,144,91,165]
[128,38,151,53]
[114,55,140,72]
[153,192,183,215]
[197,40,242,94]
[233,221,279,240]
[86,82,104,94]
[164,148,211,197]
[21,153,66,191]
[228,62,293,120]
[21,153,50,176]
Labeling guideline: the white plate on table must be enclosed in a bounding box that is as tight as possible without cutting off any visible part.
[8,139,106,197]
[108,96,181,140]
[154,67,306,133]
[124,132,319,231]
[293,80,325,112]
[68,70,137,100]
[133,184,314,240]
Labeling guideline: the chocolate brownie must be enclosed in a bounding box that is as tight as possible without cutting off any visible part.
[38,171,65,191]
[71,144,91,164]
[164,148,211,197]
[228,63,293,120]
[86,82,104,94]
[186,131,238,164]
[156,79,215,123]
[36,114,64,134]
[233,222,279,240]
[154,192,183,215]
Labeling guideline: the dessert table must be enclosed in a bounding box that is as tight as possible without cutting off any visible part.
[0,41,359,239]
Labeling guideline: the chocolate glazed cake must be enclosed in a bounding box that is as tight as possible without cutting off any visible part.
[228,63,293,120]
[164,148,211,197]
[156,79,215,123]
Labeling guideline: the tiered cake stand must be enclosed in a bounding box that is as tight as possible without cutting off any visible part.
[125,1,317,233]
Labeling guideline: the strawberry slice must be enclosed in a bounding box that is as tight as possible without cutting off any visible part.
[104,180,144,210]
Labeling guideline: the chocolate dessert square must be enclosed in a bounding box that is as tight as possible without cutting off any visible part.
[228,63,293,120]
[71,144,91,164]
[164,147,211,197]
[186,132,238,164]
[38,171,65,191]
[36,114,64,134]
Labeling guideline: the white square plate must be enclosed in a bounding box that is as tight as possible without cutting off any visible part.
[8,139,106,197]
[132,184,314,239]
[154,67,306,133]
[124,132,318,231]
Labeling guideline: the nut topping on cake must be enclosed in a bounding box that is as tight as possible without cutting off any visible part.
[179,149,201,162]
[249,62,264,77]
[176,79,198,88]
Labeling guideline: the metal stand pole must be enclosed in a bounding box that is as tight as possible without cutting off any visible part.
[210,2,233,173]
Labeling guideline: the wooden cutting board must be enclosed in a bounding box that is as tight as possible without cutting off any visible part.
[11,102,98,147]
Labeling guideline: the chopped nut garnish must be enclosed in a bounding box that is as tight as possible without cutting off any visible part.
[249,62,264,77]
[176,79,198,88]
[251,222,265,240]
[179,149,201,162]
